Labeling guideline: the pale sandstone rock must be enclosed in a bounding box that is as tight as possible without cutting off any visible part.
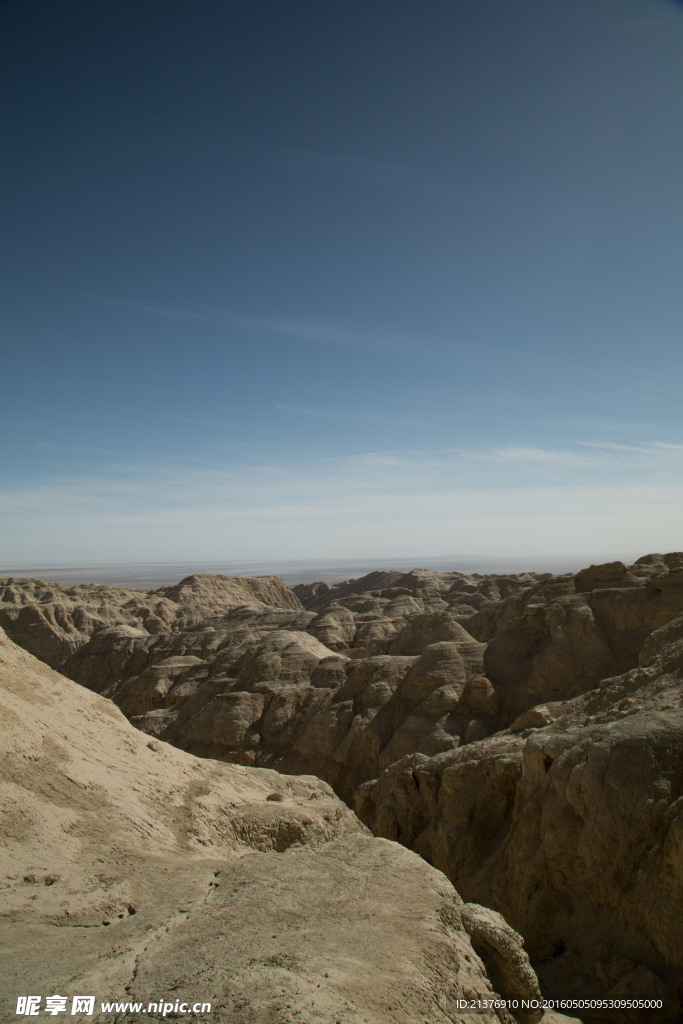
[0,626,364,921]
[0,628,536,1024]
[111,839,538,1024]
[65,627,491,804]
[509,706,555,732]
[460,904,543,1024]
[9,556,683,1021]
[461,560,683,726]
[59,558,683,817]
[293,566,540,612]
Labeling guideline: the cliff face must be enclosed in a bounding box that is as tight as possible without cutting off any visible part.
[356,610,683,1016]
[61,619,491,805]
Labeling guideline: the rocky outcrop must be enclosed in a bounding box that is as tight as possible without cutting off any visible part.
[0,572,302,667]
[9,554,683,1018]
[355,609,683,1018]
[459,555,683,726]
[292,566,544,611]
[460,904,543,1024]
[114,836,548,1024]
[0,627,543,1024]
[63,620,493,804]
[0,625,363,924]
[60,557,683,810]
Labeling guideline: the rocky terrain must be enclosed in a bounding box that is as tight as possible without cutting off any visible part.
[4,552,683,1019]
[54,556,683,804]
[0,628,545,1023]
[0,572,302,667]
[356,608,683,1013]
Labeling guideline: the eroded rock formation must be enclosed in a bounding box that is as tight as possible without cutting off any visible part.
[6,554,683,1017]
[62,618,492,804]
[0,628,542,1024]
[0,572,303,667]
[356,607,683,1017]
[60,557,683,809]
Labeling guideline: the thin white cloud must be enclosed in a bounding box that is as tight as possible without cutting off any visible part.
[344,440,683,473]
[271,146,495,208]
[274,403,431,428]
[104,299,400,353]
[577,440,683,456]
[2,439,682,562]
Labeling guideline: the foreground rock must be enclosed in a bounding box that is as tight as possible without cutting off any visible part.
[356,611,683,1019]
[104,837,545,1024]
[0,573,303,667]
[0,626,363,925]
[0,629,542,1023]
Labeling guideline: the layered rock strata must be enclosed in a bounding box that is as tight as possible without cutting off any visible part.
[7,555,683,1018]
[63,619,492,805]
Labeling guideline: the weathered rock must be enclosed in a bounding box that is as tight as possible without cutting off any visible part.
[460,904,543,1024]
[461,560,683,726]
[0,628,538,1024]
[58,557,683,826]
[66,623,491,803]
[356,611,683,1019]
[9,556,683,1020]
[292,566,541,611]
[0,573,303,667]
[112,845,546,1024]
[0,626,364,919]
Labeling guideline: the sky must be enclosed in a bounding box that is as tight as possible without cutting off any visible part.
[1,0,683,566]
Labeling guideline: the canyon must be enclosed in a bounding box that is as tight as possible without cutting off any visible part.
[2,553,682,1021]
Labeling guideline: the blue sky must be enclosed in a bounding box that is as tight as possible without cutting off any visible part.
[1,0,682,564]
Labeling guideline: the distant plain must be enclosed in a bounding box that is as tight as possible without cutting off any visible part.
[0,553,647,589]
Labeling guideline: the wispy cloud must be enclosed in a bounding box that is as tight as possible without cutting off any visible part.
[343,440,683,474]
[2,438,683,562]
[274,403,431,428]
[271,146,494,208]
[104,299,400,353]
